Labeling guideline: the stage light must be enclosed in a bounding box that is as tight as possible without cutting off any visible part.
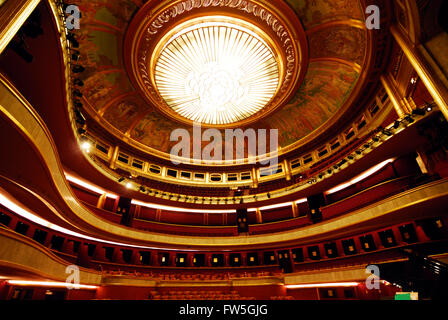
[372,137,380,142]
[66,33,79,48]
[118,177,125,183]
[126,182,133,189]
[74,108,86,125]
[71,50,80,61]
[382,129,393,137]
[72,89,83,98]
[77,128,86,135]
[72,65,85,73]
[405,115,415,123]
[139,186,146,192]
[412,108,426,116]
[393,121,401,129]
[81,141,91,153]
[426,105,433,112]
[348,155,354,160]
[74,78,84,86]
[356,150,362,155]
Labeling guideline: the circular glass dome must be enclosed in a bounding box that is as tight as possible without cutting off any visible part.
[153,18,281,125]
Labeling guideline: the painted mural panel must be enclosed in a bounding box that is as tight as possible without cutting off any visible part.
[285,0,363,29]
[263,61,359,147]
[309,26,366,66]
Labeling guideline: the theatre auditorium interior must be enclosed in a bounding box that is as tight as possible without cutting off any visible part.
[0,0,447,302]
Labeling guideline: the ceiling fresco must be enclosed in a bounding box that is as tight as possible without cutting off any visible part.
[74,0,369,156]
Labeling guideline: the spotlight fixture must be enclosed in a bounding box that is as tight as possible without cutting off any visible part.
[333,165,339,170]
[356,150,362,155]
[393,121,401,129]
[267,193,271,199]
[73,101,83,108]
[118,177,125,183]
[372,137,380,142]
[318,174,324,179]
[139,186,146,192]
[72,89,83,98]
[66,33,79,48]
[71,50,80,61]
[382,129,393,137]
[404,115,415,123]
[412,108,426,116]
[348,155,354,160]
[77,128,86,135]
[74,108,86,125]
[327,170,332,174]
[72,65,85,73]
[126,182,132,189]
[74,78,84,86]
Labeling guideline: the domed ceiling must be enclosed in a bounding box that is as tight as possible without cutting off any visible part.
[75,0,370,158]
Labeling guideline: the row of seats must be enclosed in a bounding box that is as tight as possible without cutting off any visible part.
[149,290,255,300]
[271,296,295,300]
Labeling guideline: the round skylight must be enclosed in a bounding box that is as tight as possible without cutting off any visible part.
[153,18,280,125]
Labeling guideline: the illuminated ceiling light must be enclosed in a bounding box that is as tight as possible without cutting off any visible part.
[0,191,194,251]
[126,182,133,189]
[257,202,293,211]
[326,158,395,194]
[295,198,307,204]
[65,173,117,199]
[7,280,97,290]
[154,19,280,125]
[131,200,235,214]
[285,282,359,289]
[80,141,91,153]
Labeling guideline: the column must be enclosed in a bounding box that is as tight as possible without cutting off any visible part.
[251,167,258,188]
[255,208,262,224]
[0,0,40,54]
[391,25,448,120]
[155,209,162,222]
[283,159,291,181]
[380,73,411,118]
[109,146,119,169]
[134,205,141,219]
[96,193,107,209]
[291,202,299,218]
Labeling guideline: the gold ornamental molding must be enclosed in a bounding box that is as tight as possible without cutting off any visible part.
[0,0,40,54]
[1,75,447,248]
[124,0,308,129]
[0,227,102,285]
